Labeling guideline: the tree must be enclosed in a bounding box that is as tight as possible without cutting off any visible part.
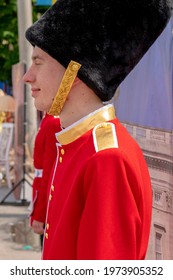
[0,0,47,85]
[0,0,18,84]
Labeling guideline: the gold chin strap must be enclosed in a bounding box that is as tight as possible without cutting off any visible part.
[48,60,81,116]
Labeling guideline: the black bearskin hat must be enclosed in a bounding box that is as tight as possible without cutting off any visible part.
[26,0,172,101]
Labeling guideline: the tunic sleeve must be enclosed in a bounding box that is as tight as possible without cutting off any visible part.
[30,118,59,224]
[77,148,150,259]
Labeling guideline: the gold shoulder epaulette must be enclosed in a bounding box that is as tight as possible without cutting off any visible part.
[92,122,118,152]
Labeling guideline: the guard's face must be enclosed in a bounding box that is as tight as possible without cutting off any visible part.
[23,46,66,112]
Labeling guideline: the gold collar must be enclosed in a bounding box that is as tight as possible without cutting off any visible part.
[56,104,115,145]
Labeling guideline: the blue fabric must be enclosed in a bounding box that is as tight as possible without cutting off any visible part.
[115,18,173,131]
[36,0,52,5]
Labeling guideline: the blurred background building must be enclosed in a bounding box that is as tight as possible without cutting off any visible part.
[114,17,173,259]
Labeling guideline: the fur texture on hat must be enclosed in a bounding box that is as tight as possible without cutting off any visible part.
[26,0,172,101]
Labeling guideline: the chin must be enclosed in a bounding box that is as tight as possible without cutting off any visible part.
[34,101,47,112]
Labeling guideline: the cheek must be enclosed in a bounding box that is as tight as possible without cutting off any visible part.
[41,66,65,102]
[49,66,65,91]
[44,91,55,109]
[45,75,60,96]
[41,77,57,100]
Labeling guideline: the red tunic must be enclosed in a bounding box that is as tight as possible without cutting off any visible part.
[42,105,152,260]
[30,113,61,225]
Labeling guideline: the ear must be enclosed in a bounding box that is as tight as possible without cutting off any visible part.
[72,77,81,87]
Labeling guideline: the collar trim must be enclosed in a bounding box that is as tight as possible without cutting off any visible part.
[56,104,115,145]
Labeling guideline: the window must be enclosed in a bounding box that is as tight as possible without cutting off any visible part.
[154,191,162,204]
[155,232,162,260]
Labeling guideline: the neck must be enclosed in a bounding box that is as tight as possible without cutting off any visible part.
[59,82,103,128]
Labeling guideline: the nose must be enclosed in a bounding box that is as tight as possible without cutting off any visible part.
[23,67,34,84]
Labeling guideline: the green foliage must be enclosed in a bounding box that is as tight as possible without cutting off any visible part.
[0,0,18,83]
[0,0,47,85]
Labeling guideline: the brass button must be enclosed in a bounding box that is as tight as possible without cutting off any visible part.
[61,149,65,155]
[51,185,54,191]
[59,156,63,163]
[46,223,49,230]
[49,194,52,201]
[45,233,48,239]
